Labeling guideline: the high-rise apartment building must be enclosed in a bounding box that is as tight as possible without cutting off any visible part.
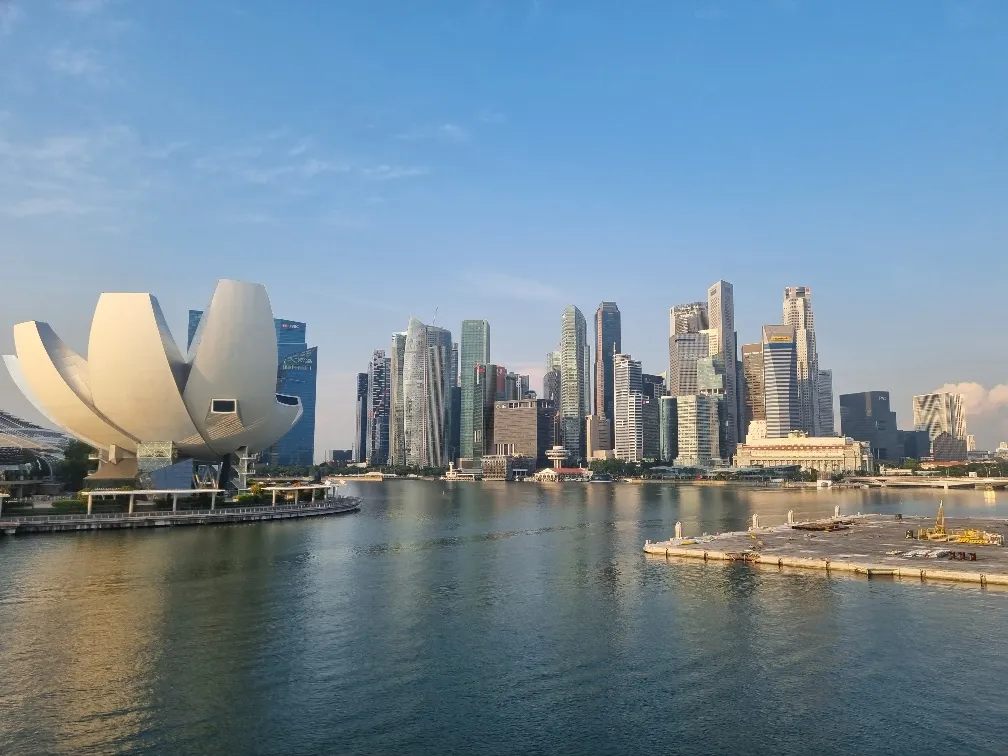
[594,302,621,444]
[366,350,391,466]
[188,311,316,465]
[741,343,765,440]
[817,369,835,436]
[783,287,821,436]
[912,393,967,451]
[707,280,739,455]
[459,320,490,463]
[659,396,678,463]
[560,306,590,461]
[613,352,643,462]
[353,372,369,463]
[389,332,407,466]
[402,318,453,467]
[967,434,977,452]
[675,395,719,467]
[839,391,899,462]
[762,325,798,439]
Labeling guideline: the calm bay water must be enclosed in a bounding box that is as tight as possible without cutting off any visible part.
[1,482,1007,755]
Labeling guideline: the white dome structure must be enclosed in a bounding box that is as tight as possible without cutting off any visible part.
[3,280,302,471]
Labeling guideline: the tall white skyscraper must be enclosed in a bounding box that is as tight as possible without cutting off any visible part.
[817,368,835,436]
[707,280,739,455]
[613,352,643,462]
[783,286,820,436]
[560,306,589,461]
[762,324,798,439]
[402,318,453,467]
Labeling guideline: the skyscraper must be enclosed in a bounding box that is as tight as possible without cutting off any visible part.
[613,352,643,462]
[707,280,739,455]
[762,325,798,439]
[188,311,317,465]
[366,350,391,466]
[659,396,678,462]
[741,343,765,440]
[353,372,369,463]
[783,287,821,436]
[560,306,589,461]
[668,332,709,396]
[402,318,453,467]
[840,391,899,461]
[912,393,967,451]
[459,320,490,463]
[697,353,727,456]
[817,369,835,436]
[668,301,709,398]
[543,351,562,446]
[472,363,500,464]
[594,302,621,444]
[450,342,459,388]
[389,331,407,466]
[670,302,708,336]
[675,395,719,466]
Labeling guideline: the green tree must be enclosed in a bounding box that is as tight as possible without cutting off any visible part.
[55,440,95,492]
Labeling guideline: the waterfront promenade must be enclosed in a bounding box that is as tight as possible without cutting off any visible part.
[0,498,360,536]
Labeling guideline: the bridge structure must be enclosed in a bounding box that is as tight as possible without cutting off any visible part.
[847,476,1008,490]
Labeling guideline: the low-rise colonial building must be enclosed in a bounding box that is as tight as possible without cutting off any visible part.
[734,432,873,475]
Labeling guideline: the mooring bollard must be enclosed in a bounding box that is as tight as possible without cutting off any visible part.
[752,513,760,529]
[787,510,794,525]
[675,521,682,539]
[834,505,840,518]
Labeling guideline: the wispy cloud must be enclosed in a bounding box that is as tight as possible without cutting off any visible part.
[459,271,565,302]
[195,142,349,186]
[0,2,21,35]
[48,46,107,84]
[396,122,470,142]
[362,164,429,180]
[0,122,167,219]
[2,196,94,218]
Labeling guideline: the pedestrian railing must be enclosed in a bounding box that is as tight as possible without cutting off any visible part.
[2,499,359,524]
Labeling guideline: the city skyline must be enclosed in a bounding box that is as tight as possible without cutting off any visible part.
[2,3,1008,455]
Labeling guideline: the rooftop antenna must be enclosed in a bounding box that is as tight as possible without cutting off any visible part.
[433,306,438,326]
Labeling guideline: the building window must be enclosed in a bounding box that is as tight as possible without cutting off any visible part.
[211,399,236,413]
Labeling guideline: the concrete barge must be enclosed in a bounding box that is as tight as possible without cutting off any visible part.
[644,513,1008,588]
[0,498,361,536]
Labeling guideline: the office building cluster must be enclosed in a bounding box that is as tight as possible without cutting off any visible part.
[353,318,536,468]
[837,390,969,463]
[350,280,980,473]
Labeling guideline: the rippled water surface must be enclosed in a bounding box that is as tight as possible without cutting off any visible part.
[2,483,1007,755]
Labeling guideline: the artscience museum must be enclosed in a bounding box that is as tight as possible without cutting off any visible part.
[3,280,302,492]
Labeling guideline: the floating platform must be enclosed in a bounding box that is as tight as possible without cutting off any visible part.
[0,499,361,536]
[643,514,1008,588]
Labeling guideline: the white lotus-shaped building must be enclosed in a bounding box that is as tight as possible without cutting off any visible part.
[3,280,302,474]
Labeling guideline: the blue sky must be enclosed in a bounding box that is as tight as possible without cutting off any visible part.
[1,0,1007,455]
